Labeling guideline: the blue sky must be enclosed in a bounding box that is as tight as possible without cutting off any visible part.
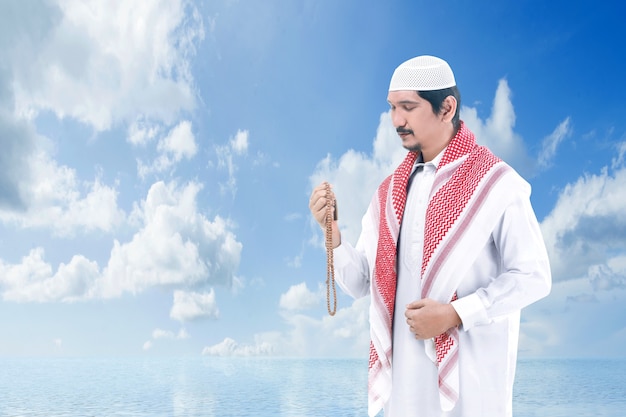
[1,0,625,359]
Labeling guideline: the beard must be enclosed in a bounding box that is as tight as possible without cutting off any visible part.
[397,127,421,152]
[403,143,422,152]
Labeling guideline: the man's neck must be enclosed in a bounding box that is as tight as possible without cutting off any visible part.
[422,125,455,162]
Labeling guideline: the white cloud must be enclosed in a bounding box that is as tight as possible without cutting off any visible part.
[0,110,37,211]
[202,337,274,357]
[159,121,197,160]
[516,145,626,357]
[279,296,371,357]
[230,129,249,155]
[267,296,371,357]
[143,327,188,350]
[461,79,536,177]
[612,141,626,170]
[215,129,250,197]
[195,277,371,358]
[588,258,626,291]
[540,157,626,282]
[0,1,202,235]
[95,181,242,298]
[137,120,198,179]
[153,329,175,339]
[170,289,219,322]
[0,181,243,302]
[0,125,125,236]
[152,327,189,340]
[10,0,203,131]
[127,118,161,146]
[519,275,626,358]
[206,296,371,358]
[538,117,572,169]
[279,282,321,311]
[0,248,99,302]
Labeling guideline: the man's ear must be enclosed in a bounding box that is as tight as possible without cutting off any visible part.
[441,96,457,123]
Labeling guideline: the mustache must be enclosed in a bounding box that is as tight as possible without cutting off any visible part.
[396,127,414,135]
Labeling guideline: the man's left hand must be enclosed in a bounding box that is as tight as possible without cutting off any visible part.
[405,298,462,340]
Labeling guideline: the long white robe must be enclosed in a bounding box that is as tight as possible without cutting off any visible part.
[333,150,551,417]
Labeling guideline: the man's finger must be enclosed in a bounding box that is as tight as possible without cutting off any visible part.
[406,299,427,309]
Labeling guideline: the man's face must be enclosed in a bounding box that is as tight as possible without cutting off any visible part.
[387,90,444,154]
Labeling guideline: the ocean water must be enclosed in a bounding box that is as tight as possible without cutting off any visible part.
[0,357,624,416]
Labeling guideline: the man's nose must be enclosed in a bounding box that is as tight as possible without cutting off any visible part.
[391,110,406,128]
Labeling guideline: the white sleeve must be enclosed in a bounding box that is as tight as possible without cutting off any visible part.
[333,243,370,299]
[331,205,378,300]
[452,194,552,330]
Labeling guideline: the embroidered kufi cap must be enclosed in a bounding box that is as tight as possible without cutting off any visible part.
[389,55,456,92]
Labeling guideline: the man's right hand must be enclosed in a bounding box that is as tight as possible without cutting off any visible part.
[309,182,341,248]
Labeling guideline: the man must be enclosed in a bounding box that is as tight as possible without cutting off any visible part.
[309,55,551,417]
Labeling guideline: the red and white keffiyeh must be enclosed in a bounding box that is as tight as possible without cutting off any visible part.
[367,122,513,415]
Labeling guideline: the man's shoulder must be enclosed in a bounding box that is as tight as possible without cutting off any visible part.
[489,161,531,196]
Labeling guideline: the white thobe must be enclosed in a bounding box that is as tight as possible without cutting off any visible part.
[333,149,551,417]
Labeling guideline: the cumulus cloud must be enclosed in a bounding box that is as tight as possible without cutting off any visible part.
[461,79,537,177]
[0,110,125,235]
[18,172,122,236]
[95,181,242,298]
[202,337,274,357]
[159,121,198,160]
[152,328,189,340]
[230,129,249,155]
[279,282,321,311]
[517,145,626,358]
[278,296,370,357]
[0,0,203,235]
[137,120,198,179]
[0,110,36,211]
[588,260,626,291]
[143,327,189,350]
[170,289,219,322]
[0,181,242,302]
[204,293,371,358]
[9,0,203,130]
[540,159,626,282]
[0,248,99,302]
[519,275,626,357]
[127,118,161,146]
[265,296,371,357]
[459,79,570,177]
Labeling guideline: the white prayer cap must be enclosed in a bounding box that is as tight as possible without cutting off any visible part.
[388,55,456,92]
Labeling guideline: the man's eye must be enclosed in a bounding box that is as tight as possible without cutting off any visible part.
[403,106,415,111]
